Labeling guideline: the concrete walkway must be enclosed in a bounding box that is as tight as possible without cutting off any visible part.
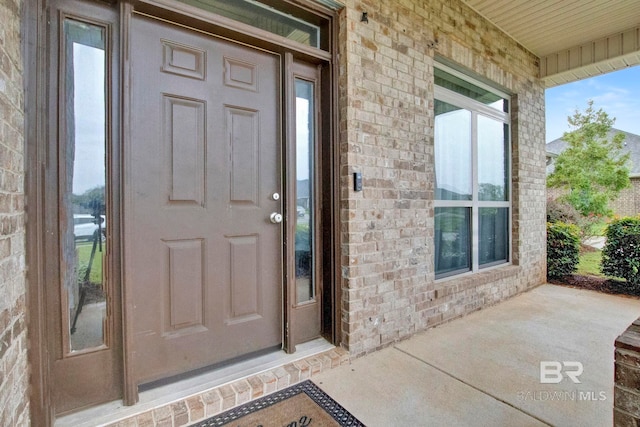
[313,284,640,427]
[584,236,606,250]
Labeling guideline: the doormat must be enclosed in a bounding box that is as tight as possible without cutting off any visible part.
[192,380,365,426]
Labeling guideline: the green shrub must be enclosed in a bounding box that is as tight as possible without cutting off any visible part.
[547,221,580,279]
[602,216,640,285]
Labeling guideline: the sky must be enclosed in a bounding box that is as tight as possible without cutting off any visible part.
[73,43,106,195]
[545,65,640,143]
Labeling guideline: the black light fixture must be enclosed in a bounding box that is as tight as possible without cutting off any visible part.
[361,11,368,23]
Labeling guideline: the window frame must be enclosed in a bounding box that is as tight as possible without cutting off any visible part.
[175,0,322,49]
[434,63,512,280]
[59,15,111,356]
[134,0,334,60]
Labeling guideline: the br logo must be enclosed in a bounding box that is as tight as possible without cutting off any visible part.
[539,361,584,384]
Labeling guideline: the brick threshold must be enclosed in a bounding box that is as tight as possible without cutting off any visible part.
[56,339,349,427]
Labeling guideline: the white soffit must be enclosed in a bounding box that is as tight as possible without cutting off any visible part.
[462,0,640,87]
[311,0,344,10]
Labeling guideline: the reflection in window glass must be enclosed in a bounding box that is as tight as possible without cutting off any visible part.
[434,64,510,278]
[435,100,472,200]
[479,208,509,266]
[435,67,507,112]
[435,207,471,277]
[178,0,320,48]
[62,19,108,352]
[295,80,314,304]
[478,116,508,201]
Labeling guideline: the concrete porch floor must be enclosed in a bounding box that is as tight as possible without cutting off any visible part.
[313,284,640,427]
[56,284,640,426]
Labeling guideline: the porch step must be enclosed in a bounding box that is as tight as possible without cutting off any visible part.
[56,339,348,427]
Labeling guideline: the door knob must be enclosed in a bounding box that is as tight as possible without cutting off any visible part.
[270,213,283,224]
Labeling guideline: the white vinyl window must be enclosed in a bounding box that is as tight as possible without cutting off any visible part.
[434,64,511,279]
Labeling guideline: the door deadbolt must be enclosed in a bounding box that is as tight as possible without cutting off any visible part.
[272,192,280,201]
[270,213,283,224]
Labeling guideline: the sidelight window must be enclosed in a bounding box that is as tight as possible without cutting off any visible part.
[434,65,511,279]
[295,79,316,304]
[61,19,109,353]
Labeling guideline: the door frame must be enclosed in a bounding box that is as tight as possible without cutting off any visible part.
[25,0,124,421]
[25,0,342,422]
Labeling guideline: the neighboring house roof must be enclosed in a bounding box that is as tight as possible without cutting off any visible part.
[546,128,640,178]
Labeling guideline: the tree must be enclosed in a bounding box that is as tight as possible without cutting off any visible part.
[72,186,105,216]
[547,100,630,218]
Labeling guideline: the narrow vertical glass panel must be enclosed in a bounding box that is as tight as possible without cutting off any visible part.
[479,208,509,266]
[434,207,471,278]
[177,0,320,48]
[435,100,472,200]
[295,79,314,304]
[478,116,508,201]
[62,19,108,352]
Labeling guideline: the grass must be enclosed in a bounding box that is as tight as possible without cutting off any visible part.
[577,248,627,282]
[575,218,608,276]
[76,241,104,284]
[577,250,604,277]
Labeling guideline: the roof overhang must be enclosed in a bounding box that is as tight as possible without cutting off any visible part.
[461,0,640,88]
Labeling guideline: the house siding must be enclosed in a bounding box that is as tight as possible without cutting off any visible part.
[339,0,546,356]
[0,0,30,425]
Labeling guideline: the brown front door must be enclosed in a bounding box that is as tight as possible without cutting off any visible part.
[126,15,282,385]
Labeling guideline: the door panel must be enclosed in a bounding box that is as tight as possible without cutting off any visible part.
[126,15,282,385]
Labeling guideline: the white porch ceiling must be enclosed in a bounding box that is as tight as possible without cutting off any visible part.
[461,0,640,87]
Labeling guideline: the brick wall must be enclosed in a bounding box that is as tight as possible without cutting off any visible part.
[610,177,640,217]
[0,0,29,425]
[339,0,546,355]
[614,318,640,425]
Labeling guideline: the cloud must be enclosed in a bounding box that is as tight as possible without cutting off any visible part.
[546,67,640,141]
